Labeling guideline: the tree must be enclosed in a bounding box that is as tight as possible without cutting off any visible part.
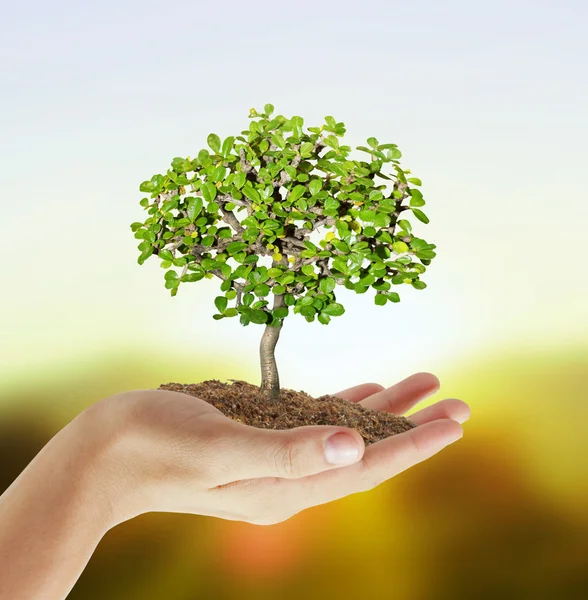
[131,104,437,401]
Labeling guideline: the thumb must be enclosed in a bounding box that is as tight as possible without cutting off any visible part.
[232,425,366,480]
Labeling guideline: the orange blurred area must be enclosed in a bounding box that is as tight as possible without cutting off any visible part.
[1,347,587,599]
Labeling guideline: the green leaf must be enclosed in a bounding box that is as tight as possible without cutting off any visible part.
[215,296,228,312]
[221,136,235,158]
[374,293,387,306]
[373,280,391,291]
[264,103,275,116]
[407,177,422,186]
[225,308,239,317]
[207,133,221,153]
[324,135,339,149]
[412,280,427,290]
[242,293,254,306]
[171,157,191,172]
[227,241,248,254]
[271,133,286,149]
[279,272,295,285]
[249,309,269,324]
[202,182,217,203]
[308,179,322,195]
[412,208,430,224]
[242,185,261,203]
[249,270,262,284]
[139,181,155,193]
[274,306,289,319]
[332,258,348,274]
[300,142,314,157]
[409,189,425,207]
[318,313,331,325]
[323,302,345,316]
[397,219,412,233]
[389,292,401,302]
[300,305,316,318]
[254,283,271,297]
[299,296,315,307]
[233,172,246,189]
[416,249,437,260]
[319,277,336,294]
[284,165,297,179]
[198,259,213,271]
[329,163,347,177]
[359,209,376,222]
[373,213,390,228]
[138,247,154,265]
[331,240,349,253]
[187,198,203,221]
[198,149,212,167]
[211,165,226,182]
[367,137,379,149]
[284,294,296,306]
[392,241,409,254]
[289,185,306,202]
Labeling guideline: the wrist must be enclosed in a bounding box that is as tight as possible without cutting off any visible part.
[63,399,144,529]
[0,404,132,599]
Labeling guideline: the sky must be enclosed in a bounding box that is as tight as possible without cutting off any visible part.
[1,0,586,393]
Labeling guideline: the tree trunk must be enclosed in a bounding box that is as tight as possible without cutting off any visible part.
[259,294,284,402]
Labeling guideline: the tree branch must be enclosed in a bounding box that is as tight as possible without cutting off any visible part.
[219,205,244,234]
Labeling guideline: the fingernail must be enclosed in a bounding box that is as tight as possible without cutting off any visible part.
[324,433,361,465]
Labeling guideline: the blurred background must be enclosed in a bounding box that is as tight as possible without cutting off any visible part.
[1,0,587,598]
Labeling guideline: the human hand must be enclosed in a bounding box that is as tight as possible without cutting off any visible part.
[86,373,469,527]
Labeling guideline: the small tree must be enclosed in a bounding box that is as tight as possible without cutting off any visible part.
[131,105,436,401]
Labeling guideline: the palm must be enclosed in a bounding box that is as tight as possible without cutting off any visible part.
[206,372,469,524]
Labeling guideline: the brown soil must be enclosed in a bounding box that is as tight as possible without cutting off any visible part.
[158,379,416,446]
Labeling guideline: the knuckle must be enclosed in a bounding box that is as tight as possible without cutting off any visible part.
[406,430,425,457]
[273,438,302,478]
[359,456,382,491]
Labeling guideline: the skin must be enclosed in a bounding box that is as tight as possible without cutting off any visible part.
[0,373,469,600]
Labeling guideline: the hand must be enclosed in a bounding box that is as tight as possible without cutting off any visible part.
[89,373,469,527]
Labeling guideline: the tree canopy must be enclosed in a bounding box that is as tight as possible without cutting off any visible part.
[131,104,437,328]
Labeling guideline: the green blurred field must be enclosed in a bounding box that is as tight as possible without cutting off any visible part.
[1,346,587,600]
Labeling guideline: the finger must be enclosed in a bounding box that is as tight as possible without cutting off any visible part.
[215,421,366,481]
[359,372,440,414]
[409,399,471,426]
[333,382,385,403]
[270,419,463,509]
